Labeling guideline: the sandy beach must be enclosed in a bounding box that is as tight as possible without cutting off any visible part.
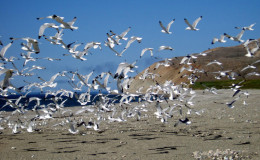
[0,89,259,160]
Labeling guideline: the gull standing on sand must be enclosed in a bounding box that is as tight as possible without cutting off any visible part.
[184,16,202,31]
[159,19,175,34]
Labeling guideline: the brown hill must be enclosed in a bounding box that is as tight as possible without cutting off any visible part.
[128,39,260,93]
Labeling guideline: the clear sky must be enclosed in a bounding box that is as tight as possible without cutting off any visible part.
[1,0,260,91]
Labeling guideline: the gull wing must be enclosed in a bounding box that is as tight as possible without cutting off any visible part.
[184,18,193,29]
[166,19,175,32]
[159,21,167,32]
[0,41,13,59]
[192,16,202,28]
[118,27,131,39]
[236,28,245,39]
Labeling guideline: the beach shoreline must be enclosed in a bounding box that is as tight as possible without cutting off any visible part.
[0,89,259,159]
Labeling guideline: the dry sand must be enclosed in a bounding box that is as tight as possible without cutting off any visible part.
[0,89,259,160]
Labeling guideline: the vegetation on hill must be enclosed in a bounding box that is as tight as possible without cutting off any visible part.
[191,79,260,90]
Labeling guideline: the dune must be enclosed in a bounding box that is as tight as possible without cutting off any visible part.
[128,39,260,93]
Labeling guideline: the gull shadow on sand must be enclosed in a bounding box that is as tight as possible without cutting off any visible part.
[88,152,110,156]
[203,134,233,141]
[234,141,251,145]
[24,148,47,152]
[51,146,80,154]
[149,146,180,154]
[52,150,80,154]
[128,133,160,141]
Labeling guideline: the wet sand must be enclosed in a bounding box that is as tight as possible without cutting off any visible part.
[0,89,259,160]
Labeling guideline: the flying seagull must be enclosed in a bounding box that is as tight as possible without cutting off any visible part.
[10,37,40,53]
[37,15,78,31]
[0,41,13,61]
[224,28,245,43]
[140,48,153,58]
[212,35,226,44]
[113,27,131,44]
[38,23,59,39]
[158,45,173,51]
[184,16,202,31]
[235,23,256,31]
[159,19,175,34]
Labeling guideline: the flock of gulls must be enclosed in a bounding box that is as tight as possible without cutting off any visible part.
[0,15,259,134]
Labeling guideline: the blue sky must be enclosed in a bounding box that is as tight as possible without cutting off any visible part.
[1,0,260,91]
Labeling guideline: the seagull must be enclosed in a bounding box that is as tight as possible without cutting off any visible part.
[174,117,191,127]
[83,41,102,51]
[112,36,142,57]
[106,32,119,45]
[140,48,153,58]
[180,55,192,64]
[206,60,222,66]
[28,65,46,72]
[235,23,256,31]
[37,15,78,31]
[42,57,61,61]
[241,64,256,72]
[59,16,78,30]
[11,62,33,77]
[224,28,245,43]
[20,52,37,66]
[0,69,14,90]
[10,37,40,53]
[226,99,237,108]
[124,36,142,50]
[212,35,226,44]
[94,72,111,91]
[244,39,259,57]
[245,72,260,77]
[0,41,13,61]
[37,72,60,88]
[43,29,64,45]
[76,71,94,87]
[67,118,79,134]
[159,19,175,34]
[158,45,173,51]
[114,61,137,79]
[232,89,241,97]
[38,23,59,39]
[184,16,202,31]
[113,27,131,43]
[26,120,35,133]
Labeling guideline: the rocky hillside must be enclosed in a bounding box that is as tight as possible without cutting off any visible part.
[128,39,260,93]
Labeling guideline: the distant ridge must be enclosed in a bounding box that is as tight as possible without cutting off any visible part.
[129,39,260,93]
